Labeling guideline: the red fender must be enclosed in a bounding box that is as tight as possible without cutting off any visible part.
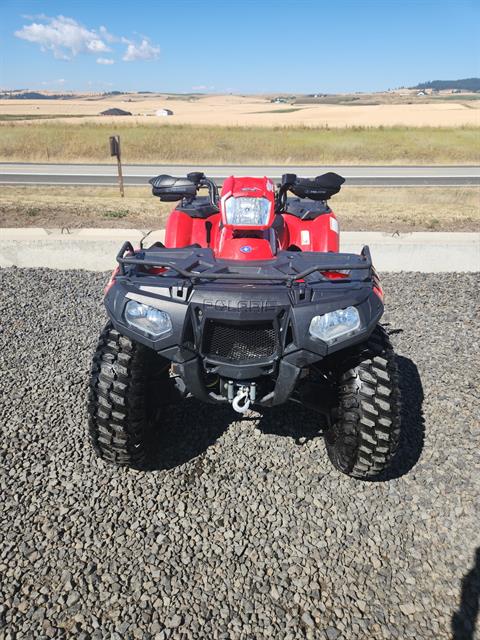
[282,212,339,252]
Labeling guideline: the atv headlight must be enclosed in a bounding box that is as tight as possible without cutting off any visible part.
[309,306,361,344]
[125,300,172,338]
[225,197,271,226]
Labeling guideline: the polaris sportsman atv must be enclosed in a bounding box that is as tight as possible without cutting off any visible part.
[88,171,401,478]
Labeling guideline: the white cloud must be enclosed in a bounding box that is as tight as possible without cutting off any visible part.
[191,85,216,92]
[15,15,160,65]
[20,13,50,21]
[122,38,160,62]
[98,26,117,43]
[41,78,66,86]
[15,15,109,60]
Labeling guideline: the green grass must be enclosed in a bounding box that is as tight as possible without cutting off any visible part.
[431,94,480,101]
[103,209,129,219]
[0,114,89,121]
[251,107,302,114]
[0,122,478,164]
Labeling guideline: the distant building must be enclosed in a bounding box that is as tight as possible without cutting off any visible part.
[156,108,174,116]
[100,108,132,116]
[416,91,426,96]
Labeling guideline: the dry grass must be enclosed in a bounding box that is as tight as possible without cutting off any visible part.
[334,186,480,231]
[1,185,478,232]
[0,122,479,164]
[0,186,171,229]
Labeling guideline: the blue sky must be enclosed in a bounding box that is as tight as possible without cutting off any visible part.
[0,0,478,93]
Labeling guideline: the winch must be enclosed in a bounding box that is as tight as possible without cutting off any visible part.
[226,380,257,414]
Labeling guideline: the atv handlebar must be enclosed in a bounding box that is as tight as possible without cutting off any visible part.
[186,172,219,206]
[275,172,345,211]
[150,172,344,210]
[150,173,219,206]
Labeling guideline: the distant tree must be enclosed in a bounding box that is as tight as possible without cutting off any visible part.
[412,78,480,92]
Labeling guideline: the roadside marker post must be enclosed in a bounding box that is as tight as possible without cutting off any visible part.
[109,135,125,197]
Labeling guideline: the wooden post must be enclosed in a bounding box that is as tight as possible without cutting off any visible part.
[116,146,125,198]
[109,135,124,197]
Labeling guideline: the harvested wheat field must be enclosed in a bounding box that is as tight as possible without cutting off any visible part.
[1,93,480,127]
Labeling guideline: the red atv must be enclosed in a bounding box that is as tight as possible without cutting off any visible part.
[88,172,401,478]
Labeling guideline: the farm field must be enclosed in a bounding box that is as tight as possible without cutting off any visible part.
[0,122,479,165]
[1,92,480,127]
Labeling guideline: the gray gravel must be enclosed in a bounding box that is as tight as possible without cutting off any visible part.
[0,268,479,640]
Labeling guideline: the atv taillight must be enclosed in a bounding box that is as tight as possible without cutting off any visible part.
[104,266,120,295]
[371,267,384,301]
[148,266,167,275]
[374,285,384,302]
[321,271,349,280]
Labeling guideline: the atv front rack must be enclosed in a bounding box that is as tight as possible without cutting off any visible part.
[116,242,373,286]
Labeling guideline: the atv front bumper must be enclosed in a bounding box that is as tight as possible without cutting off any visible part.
[105,258,383,406]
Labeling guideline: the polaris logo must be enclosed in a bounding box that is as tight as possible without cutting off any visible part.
[203,300,277,312]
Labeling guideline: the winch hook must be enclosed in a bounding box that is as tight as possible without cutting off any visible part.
[232,387,251,414]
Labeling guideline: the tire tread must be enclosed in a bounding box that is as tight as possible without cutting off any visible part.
[87,322,169,469]
[325,325,401,478]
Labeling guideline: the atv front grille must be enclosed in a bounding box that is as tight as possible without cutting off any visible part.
[203,320,277,362]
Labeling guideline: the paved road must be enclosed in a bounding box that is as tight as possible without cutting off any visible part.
[1,163,479,186]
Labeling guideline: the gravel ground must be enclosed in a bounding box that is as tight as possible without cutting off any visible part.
[0,268,479,640]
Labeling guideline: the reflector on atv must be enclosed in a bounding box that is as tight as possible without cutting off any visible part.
[88,171,400,479]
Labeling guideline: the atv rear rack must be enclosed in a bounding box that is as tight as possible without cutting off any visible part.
[116,241,373,286]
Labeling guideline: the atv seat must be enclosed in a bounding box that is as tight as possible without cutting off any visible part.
[284,198,331,220]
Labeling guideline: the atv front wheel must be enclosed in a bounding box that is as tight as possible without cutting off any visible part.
[325,325,401,479]
[88,323,172,469]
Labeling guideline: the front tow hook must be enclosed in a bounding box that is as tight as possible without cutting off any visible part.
[229,382,257,414]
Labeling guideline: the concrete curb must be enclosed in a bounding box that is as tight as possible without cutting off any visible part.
[0,229,479,273]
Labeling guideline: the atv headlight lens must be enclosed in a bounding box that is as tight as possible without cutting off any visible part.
[125,300,172,338]
[309,306,361,344]
[225,197,271,226]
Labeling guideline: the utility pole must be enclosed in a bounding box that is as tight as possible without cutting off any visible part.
[109,135,124,197]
